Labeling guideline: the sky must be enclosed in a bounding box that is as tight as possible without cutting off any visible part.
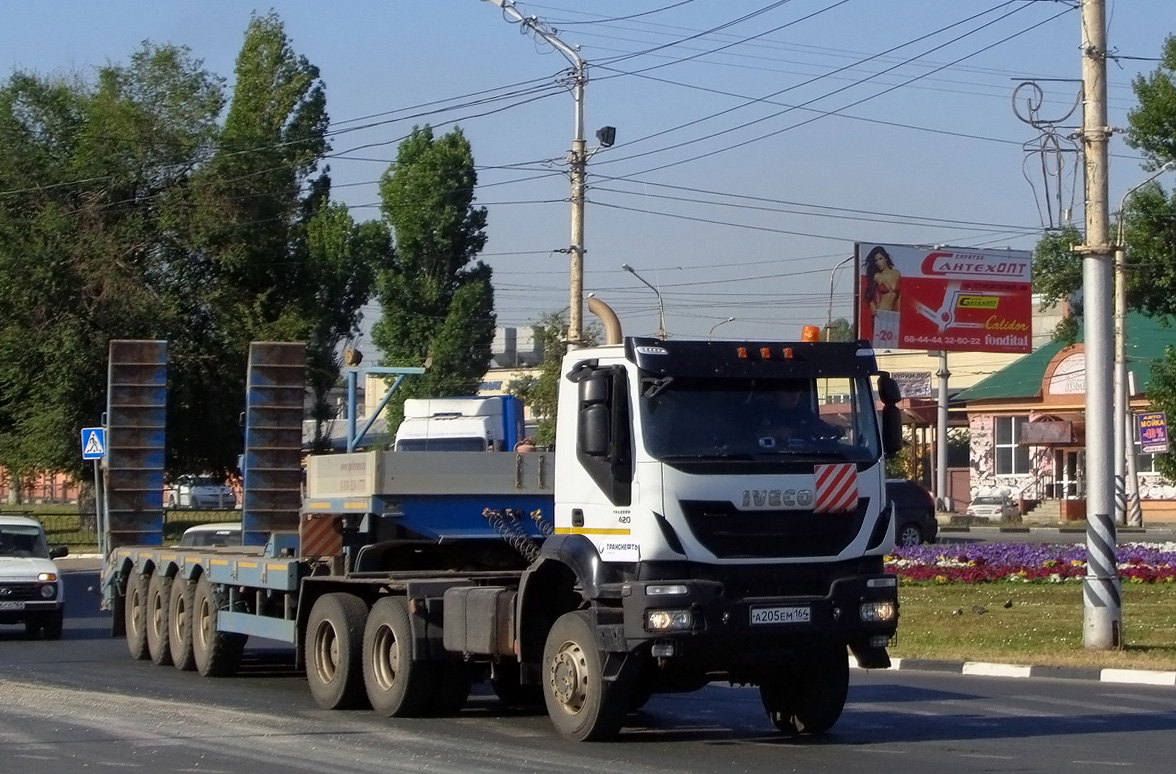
[2,1,1171,358]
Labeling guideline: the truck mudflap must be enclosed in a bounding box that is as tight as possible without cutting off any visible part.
[606,573,898,671]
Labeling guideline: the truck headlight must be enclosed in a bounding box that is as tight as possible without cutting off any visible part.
[645,609,694,632]
[40,584,57,599]
[860,600,896,622]
[38,572,57,582]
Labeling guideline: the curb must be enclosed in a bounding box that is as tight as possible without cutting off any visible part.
[851,657,1176,687]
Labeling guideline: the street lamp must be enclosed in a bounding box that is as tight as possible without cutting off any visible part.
[621,264,668,340]
[1114,160,1175,527]
[708,317,735,342]
[826,254,856,341]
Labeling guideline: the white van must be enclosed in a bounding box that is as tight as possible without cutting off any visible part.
[0,515,68,639]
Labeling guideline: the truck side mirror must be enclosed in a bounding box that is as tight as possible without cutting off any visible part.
[876,373,902,404]
[881,404,903,458]
[579,404,609,456]
[578,374,611,457]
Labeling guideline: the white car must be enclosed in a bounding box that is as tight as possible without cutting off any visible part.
[167,474,237,510]
[178,522,242,547]
[0,515,68,639]
[966,494,1021,522]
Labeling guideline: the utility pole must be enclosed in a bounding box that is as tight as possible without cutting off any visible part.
[481,0,588,347]
[1078,0,1120,650]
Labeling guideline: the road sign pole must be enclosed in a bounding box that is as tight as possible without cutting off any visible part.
[93,460,105,559]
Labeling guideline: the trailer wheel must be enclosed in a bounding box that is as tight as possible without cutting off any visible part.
[542,610,630,742]
[192,575,246,677]
[146,572,173,666]
[760,649,849,735]
[306,593,370,710]
[125,570,151,660]
[362,597,434,717]
[168,576,196,671]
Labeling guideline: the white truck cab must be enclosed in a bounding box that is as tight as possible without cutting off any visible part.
[0,515,69,639]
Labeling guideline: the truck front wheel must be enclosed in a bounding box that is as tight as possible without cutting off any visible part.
[362,597,434,717]
[125,570,150,660]
[191,575,246,677]
[306,593,369,710]
[542,610,630,742]
[760,649,849,735]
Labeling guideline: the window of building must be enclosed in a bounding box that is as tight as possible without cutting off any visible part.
[994,415,1031,475]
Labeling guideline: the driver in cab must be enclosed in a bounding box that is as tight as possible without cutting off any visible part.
[756,382,844,448]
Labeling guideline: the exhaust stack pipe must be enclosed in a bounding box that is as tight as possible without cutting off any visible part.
[587,294,622,345]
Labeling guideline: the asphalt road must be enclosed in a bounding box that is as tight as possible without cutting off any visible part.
[1,567,1173,774]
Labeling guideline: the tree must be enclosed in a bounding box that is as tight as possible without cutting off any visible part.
[826,317,854,342]
[0,45,225,485]
[370,126,495,429]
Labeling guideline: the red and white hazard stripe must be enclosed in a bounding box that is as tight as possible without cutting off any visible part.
[813,463,858,513]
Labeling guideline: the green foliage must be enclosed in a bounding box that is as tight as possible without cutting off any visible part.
[826,316,853,342]
[1029,226,1083,342]
[370,126,494,429]
[1126,35,1176,170]
[0,13,375,481]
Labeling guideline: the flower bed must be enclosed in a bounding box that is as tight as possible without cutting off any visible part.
[885,542,1176,584]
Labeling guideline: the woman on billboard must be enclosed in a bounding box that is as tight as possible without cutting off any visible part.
[864,246,901,347]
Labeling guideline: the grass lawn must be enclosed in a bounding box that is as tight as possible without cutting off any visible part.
[893,583,1176,671]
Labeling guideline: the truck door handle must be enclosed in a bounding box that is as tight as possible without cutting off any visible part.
[572,509,584,528]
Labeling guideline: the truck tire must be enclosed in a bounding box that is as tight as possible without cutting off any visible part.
[42,608,64,640]
[362,596,434,717]
[306,593,370,710]
[146,572,174,665]
[542,610,630,742]
[192,574,246,677]
[168,576,196,671]
[760,649,849,735]
[125,570,151,660]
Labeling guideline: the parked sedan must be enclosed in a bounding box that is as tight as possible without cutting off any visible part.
[886,479,938,546]
[166,474,237,510]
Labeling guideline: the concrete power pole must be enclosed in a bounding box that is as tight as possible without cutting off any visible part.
[481,0,588,347]
[1078,0,1121,650]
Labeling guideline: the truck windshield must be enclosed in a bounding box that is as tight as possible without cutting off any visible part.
[396,438,490,452]
[640,376,881,462]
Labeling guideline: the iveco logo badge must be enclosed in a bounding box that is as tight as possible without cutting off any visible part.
[742,489,814,508]
[0,588,11,596]
[634,346,669,355]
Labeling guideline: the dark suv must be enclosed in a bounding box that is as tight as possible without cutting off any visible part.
[886,479,938,546]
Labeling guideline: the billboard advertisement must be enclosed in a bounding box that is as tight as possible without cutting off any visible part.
[857,243,1033,354]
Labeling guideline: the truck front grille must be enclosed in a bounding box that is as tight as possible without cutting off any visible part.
[679,498,869,559]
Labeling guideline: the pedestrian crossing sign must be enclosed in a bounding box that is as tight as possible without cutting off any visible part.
[82,427,106,460]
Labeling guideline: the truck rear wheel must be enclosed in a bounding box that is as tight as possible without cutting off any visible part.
[125,570,150,660]
[192,575,246,677]
[542,610,630,742]
[362,597,434,717]
[428,663,473,716]
[168,576,196,670]
[146,572,173,666]
[306,593,369,710]
[760,649,849,735]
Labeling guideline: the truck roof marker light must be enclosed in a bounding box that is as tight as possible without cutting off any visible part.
[783,347,794,359]
[760,347,772,359]
[737,347,748,359]
[801,325,821,342]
